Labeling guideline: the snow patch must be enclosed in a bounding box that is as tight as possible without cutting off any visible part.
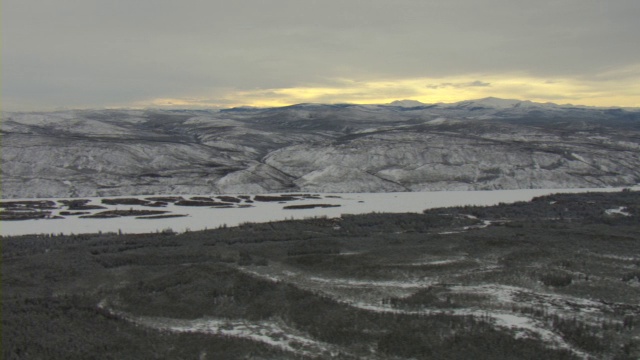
[605,207,631,216]
[571,153,587,163]
[426,117,448,125]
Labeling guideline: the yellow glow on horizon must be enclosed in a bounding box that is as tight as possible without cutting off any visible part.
[134,71,640,109]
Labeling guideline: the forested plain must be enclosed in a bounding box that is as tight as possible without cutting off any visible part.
[2,190,640,359]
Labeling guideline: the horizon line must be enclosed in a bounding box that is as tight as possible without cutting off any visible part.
[3,96,639,113]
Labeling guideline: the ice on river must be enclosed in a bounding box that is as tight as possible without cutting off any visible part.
[1,187,637,236]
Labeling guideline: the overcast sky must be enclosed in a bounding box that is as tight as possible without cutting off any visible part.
[3,0,640,110]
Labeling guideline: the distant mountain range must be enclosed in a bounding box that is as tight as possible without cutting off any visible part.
[388,97,639,109]
[2,98,640,198]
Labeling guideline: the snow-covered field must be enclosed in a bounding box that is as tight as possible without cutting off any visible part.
[1,187,636,236]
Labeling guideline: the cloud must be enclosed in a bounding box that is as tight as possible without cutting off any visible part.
[426,81,491,89]
[467,81,491,87]
[129,70,640,109]
[3,0,640,110]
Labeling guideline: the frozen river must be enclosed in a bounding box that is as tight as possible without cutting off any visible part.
[1,187,636,236]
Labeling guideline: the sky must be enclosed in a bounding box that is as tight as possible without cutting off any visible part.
[2,0,640,111]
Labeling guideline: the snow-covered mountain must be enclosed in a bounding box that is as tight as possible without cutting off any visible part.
[2,99,640,198]
[387,99,429,108]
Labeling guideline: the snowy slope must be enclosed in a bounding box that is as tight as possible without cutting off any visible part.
[2,99,640,198]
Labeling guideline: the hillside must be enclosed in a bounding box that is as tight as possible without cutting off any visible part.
[2,99,640,198]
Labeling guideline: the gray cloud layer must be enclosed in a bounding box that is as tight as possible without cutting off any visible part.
[3,0,639,109]
[426,81,492,89]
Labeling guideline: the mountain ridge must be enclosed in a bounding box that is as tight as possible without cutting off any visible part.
[4,97,638,114]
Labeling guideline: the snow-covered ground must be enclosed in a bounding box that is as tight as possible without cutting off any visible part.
[238,265,594,359]
[96,299,351,358]
[1,187,637,236]
[134,317,346,359]
[605,206,631,216]
[239,256,619,360]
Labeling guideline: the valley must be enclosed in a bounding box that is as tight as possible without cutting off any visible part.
[3,99,640,359]
[3,99,640,198]
[3,189,640,359]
